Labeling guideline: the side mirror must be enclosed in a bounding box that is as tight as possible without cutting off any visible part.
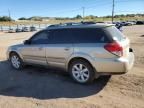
[24,40,31,45]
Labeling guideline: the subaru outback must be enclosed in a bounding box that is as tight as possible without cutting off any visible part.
[7,22,134,84]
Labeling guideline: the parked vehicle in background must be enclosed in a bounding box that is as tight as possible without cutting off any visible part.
[113,22,123,32]
[8,28,15,33]
[128,21,136,25]
[7,22,135,84]
[115,23,123,32]
[121,22,132,26]
[126,21,135,25]
[16,28,22,32]
[30,26,37,31]
[22,27,30,32]
[136,21,144,25]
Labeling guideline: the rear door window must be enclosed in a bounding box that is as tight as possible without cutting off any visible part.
[49,29,74,44]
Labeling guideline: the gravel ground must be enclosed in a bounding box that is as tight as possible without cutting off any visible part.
[0,25,144,108]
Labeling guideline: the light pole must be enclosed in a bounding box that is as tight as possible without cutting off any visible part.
[8,9,11,29]
[112,0,115,23]
[82,7,85,21]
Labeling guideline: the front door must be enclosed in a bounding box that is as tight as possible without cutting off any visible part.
[21,30,49,65]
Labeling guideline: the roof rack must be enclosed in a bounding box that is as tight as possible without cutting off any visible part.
[48,21,96,28]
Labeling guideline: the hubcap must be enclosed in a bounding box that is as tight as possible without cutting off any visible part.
[11,55,20,69]
[72,63,89,83]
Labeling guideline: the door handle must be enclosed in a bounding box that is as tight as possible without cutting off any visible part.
[39,47,43,50]
[64,47,70,51]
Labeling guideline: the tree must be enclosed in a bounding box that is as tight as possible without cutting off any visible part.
[85,15,97,19]
[0,16,12,21]
[18,17,27,20]
[75,15,82,19]
[28,16,42,21]
[105,15,111,18]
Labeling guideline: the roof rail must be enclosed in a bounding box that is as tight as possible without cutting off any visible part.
[81,21,96,24]
[48,21,96,28]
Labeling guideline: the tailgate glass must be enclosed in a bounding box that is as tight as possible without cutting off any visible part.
[105,26,126,41]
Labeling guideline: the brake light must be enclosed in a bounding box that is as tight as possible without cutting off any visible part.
[104,41,123,57]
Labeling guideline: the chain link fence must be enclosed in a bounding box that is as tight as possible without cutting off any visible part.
[0,24,50,32]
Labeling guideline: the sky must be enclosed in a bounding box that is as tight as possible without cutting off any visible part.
[0,0,144,19]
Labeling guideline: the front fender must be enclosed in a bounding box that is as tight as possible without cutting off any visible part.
[7,47,23,60]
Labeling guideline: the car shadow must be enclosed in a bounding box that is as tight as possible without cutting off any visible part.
[0,60,111,99]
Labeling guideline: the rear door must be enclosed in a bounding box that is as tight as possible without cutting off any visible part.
[45,29,73,68]
[71,28,113,59]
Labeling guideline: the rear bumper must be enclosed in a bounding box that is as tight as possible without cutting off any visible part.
[92,52,134,74]
[123,52,134,72]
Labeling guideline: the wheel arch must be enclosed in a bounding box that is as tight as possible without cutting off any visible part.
[9,51,23,60]
[66,55,96,72]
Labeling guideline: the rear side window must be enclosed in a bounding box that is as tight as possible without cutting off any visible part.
[72,28,110,43]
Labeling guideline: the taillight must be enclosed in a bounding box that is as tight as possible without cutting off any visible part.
[104,41,123,57]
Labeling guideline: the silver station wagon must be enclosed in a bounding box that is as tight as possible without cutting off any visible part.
[7,22,134,84]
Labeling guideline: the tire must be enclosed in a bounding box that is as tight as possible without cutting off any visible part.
[69,59,95,84]
[10,53,24,70]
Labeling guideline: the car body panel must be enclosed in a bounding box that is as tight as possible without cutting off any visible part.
[20,44,47,65]
[45,44,73,69]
